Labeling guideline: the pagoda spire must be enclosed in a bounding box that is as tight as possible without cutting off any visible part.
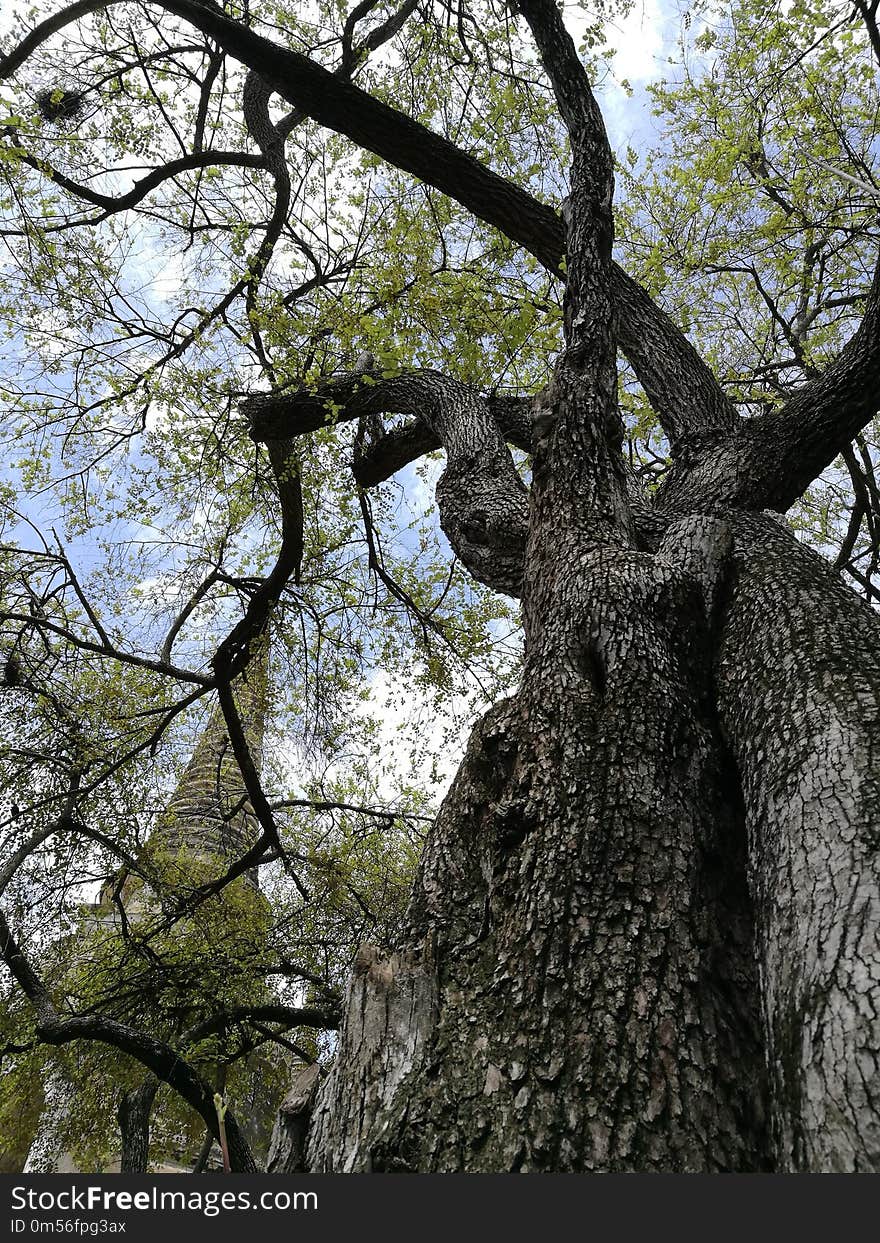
[142,628,271,881]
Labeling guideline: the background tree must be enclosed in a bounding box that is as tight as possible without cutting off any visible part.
[617,0,880,592]
[0,0,879,1172]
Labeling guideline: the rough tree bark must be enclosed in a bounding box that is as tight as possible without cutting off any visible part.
[117,1078,159,1175]
[717,516,880,1170]
[303,503,880,1171]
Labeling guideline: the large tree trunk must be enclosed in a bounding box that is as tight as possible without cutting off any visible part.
[304,509,880,1172]
[306,513,764,1171]
[716,513,880,1171]
[7,0,878,1178]
[117,1078,159,1174]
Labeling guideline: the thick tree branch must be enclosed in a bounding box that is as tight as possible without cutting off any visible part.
[854,1,880,68]
[247,378,533,457]
[184,1004,339,1045]
[751,252,880,510]
[615,271,739,440]
[656,254,880,515]
[516,0,630,551]
[517,0,614,356]
[117,1077,159,1174]
[352,418,442,486]
[211,671,305,894]
[250,375,662,552]
[352,393,536,487]
[248,369,529,596]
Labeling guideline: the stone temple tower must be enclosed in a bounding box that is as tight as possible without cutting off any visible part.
[23,631,273,1172]
[118,629,270,910]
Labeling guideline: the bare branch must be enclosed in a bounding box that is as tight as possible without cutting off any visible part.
[4,145,263,221]
[2,611,212,685]
[271,796,433,824]
[160,569,221,665]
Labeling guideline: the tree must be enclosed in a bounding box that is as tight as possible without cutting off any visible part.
[0,0,879,1173]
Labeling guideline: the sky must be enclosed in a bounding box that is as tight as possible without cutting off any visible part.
[588,0,678,141]
[608,0,670,82]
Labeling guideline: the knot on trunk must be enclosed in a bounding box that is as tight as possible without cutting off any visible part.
[436,458,528,597]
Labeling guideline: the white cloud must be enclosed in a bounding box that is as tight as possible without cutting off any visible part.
[607,0,668,83]
[563,0,672,86]
[147,249,185,304]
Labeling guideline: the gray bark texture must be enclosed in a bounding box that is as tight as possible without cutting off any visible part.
[303,506,880,1173]
[307,513,770,1171]
[717,515,880,1171]
[266,1063,322,1173]
[117,1078,159,1174]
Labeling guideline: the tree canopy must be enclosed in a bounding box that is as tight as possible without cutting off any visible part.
[1,0,879,1172]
